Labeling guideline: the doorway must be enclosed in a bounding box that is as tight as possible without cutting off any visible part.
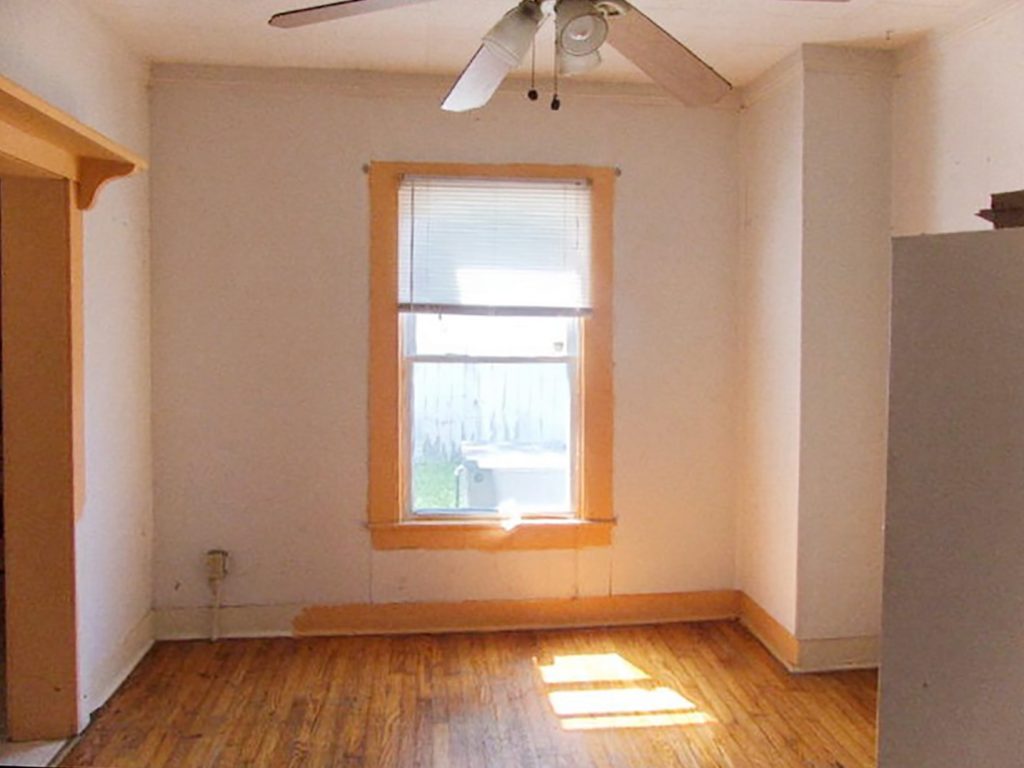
[0,72,144,741]
[0,176,82,740]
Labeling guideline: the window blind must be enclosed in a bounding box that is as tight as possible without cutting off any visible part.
[398,175,592,316]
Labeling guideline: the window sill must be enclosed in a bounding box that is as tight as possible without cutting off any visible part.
[369,518,614,551]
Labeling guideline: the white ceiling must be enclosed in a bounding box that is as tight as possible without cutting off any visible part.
[82,0,983,87]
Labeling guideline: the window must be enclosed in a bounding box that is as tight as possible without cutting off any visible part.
[368,163,614,550]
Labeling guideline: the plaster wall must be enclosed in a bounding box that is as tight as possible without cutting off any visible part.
[797,48,891,643]
[892,0,1024,235]
[736,57,804,634]
[149,66,742,621]
[737,47,892,652]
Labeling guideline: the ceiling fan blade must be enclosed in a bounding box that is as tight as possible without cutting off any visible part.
[606,1,731,108]
[441,45,516,112]
[269,0,437,29]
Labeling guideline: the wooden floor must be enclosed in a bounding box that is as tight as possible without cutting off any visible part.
[62,621,877,768]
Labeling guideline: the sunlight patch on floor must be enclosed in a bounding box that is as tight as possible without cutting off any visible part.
[548,686,696,717]
[561,712,716,731]
[538,653,650,685]
[535,652,716,732]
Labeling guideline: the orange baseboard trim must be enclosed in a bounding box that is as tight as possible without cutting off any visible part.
[168,590,871,671]
[738,593,800,669]
[293,590,742,637]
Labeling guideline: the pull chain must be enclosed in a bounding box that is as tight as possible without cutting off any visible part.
[551,36,561,111]
[528,38,539,101]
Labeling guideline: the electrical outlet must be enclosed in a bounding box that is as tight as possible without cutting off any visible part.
[206,549,229,581]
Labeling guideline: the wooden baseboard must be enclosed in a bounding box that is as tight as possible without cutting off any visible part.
[155,604,303,640]
[293,590,742,636]
[152,591,878,672]
[737,594,880,672]
[738,593,800,669]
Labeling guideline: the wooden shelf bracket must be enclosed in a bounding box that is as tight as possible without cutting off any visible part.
[0,74,147,209]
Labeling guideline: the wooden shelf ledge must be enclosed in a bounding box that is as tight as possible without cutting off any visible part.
[0,74,146,209]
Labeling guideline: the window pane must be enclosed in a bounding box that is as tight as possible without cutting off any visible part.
[406,313,575,358]
[409,361,575,516]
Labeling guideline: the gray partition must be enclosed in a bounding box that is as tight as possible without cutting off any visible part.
[879,228,1024,767]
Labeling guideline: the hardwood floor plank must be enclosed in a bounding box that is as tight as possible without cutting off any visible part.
[61,621,877,768]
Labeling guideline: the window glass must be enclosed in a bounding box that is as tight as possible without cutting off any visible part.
[406,317,579,517]
[405,313,575,358]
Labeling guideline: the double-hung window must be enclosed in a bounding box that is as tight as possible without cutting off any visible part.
[368,163,614,550]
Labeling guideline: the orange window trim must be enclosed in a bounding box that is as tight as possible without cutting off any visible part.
[367,161,615,550]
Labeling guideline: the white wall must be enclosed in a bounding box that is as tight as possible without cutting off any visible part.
[798,48,891,643]
[892,0,1024,236]
[736,55,804,634]
[0,0,153,723]
[149,66,741,623]
[737,47,891,657]
[880,228,1024,767]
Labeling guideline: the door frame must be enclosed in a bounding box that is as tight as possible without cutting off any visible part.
[0,74,144,740]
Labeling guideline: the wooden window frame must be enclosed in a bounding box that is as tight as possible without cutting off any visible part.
[368,162,615,551]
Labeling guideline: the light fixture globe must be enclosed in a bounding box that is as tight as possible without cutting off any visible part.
[483,1,545,67]
[557,48,601,76]
[555,0,608,57]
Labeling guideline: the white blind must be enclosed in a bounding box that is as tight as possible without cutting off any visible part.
[398,175,592,315]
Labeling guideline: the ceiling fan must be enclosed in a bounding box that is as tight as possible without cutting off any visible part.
[269,0,851,112]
